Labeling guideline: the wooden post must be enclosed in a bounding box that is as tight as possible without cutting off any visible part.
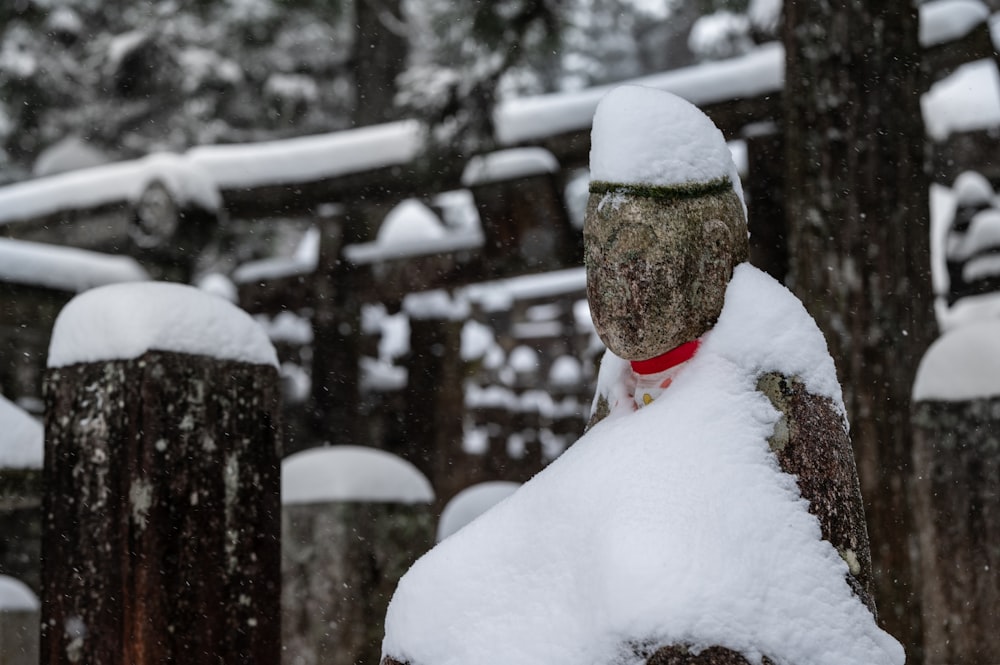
[281,446,435,665]
[0,574,40,665]
[911,321,1000,663]
[401,292,467,507]
[41,282,282,665]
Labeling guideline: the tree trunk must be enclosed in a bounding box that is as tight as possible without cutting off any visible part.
[41,351,282,665]
[783,4,933,661]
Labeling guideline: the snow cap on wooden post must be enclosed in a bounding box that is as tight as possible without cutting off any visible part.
[42,281,282,665]
[0,574,40,665]
[911,320,1000,662]
[584,85,749,362]
[281,446,434,665]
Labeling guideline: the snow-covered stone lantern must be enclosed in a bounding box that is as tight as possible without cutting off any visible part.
[379,86,902,665]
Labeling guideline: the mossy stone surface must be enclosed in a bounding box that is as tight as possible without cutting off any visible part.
[583,188,747,361]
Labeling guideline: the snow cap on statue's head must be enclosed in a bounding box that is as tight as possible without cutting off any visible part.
[589,85,745,213]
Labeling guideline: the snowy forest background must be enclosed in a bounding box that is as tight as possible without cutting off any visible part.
[0,0,785,180]
[2,1,1000,664]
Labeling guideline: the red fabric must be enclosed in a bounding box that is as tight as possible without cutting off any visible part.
[630,340,700,375]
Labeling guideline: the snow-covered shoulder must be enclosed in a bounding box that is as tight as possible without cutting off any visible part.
[703,263,846,413]
[47,282,278,368]
[281,446,434,505]
[913,319,1000,401]
[0,395,43,469]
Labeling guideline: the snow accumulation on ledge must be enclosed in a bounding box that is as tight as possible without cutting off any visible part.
[47,281,278,369]
[382,266,901,665]
[281,445,434,505]
[0,237,149,293]
[0,395,43,469]
[0,153,221,226]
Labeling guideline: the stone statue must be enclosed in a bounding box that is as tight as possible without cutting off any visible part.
[380,86,900,665]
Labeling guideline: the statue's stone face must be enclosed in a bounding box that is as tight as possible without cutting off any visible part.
[583,188,747,361]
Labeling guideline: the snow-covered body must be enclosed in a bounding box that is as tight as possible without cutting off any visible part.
[382,265,901,665]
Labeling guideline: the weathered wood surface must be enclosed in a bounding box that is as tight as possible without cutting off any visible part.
[41,350,282,665]
[912,397,1000,664]
[402,315,466,510]
[282,502,434,665]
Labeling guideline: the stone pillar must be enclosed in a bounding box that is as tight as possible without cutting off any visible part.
[463,148,581,278]
[911,320,1000,663]
[41,282,282,665]
[0,396,43,594]
[0,575,39,665]
[281,446,435,665]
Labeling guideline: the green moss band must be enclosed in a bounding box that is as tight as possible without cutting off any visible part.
[589,177,732,201]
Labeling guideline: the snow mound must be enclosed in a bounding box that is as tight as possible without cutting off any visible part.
[0,395,43,469]
[377,199,446,246]
[232,226,320,284]
[437,481,521,543]
[282,445,434,505]
[383,265,898,665]
[913,319,1000,401]
[47,282,278,369]
[922,59,1000,142]
[461,148,559,187]
[0,238,149,293]
[0,575,38,612]
[589,85,736,189]
[937,291,1000,332]
[952,170,994,207]
[959,209,1000,258]
[920,0,989,48]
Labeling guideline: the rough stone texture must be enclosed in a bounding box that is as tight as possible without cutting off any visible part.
[912,397,1000,664]
[0,468,42,593]
[283,502,435,665]
[41,350,282,665]
[757,372,875,614]
[583,188,748,361]
[0,607,39,665]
